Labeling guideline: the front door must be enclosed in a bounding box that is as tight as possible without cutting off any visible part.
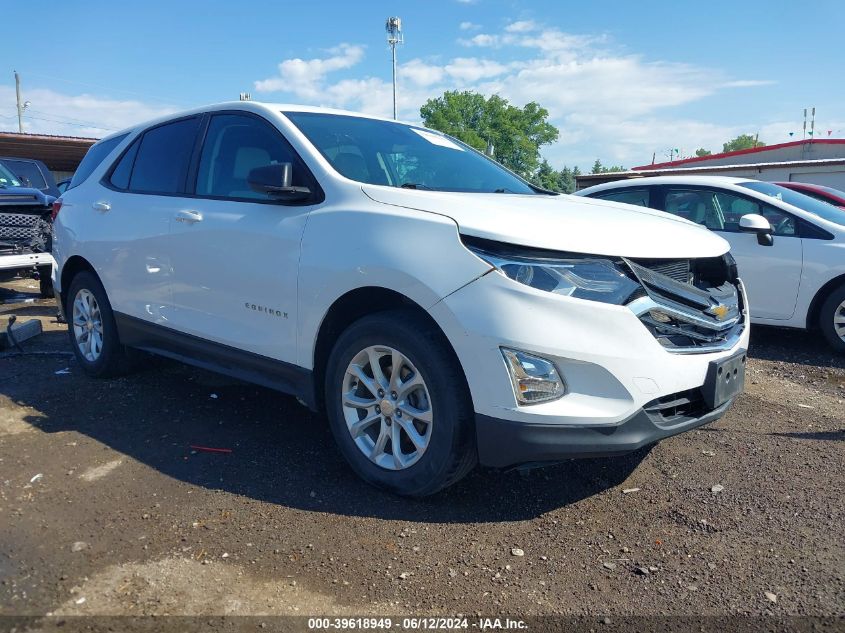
[167,112,320,363]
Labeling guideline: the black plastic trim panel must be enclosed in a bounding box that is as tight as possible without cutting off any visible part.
[114,312,317,410]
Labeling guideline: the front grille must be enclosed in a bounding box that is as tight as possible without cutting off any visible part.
[0,208,52,253]
[625,257,745,353]
[630,258,690,284]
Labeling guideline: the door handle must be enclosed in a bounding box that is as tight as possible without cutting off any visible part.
[92,201,111,213]
[175,209,203,224]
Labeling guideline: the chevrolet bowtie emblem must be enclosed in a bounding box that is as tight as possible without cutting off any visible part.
[708,304,730,320]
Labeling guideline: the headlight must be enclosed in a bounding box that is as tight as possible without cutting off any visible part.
[465,238,641,305]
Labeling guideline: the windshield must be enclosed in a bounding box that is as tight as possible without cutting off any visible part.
[739,181,845,227]
[284,111,538,195]
[0,163,22,188]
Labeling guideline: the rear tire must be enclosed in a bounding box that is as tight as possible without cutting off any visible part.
[819,283,845,354]
[66,271,134,377]
[324,310,476,496]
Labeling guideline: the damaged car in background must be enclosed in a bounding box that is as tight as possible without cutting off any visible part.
[0,161,55,297]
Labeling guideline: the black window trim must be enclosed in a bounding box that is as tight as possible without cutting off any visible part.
[101,110,324,206]
[187,109,325,207]
[101,113,205,196]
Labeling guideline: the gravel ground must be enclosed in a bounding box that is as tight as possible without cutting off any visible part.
[0,277,843,619]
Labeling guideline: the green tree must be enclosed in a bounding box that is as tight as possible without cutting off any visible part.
[695,148,712,157]
[533,159,560,191]
[722,134,765,153]
[420,90,559,178]
[591,159,625,174]
[558,166,575,194]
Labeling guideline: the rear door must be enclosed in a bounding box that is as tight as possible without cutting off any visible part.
[655,185,803,320]
[94,115,202,324]
[166,111,321,363]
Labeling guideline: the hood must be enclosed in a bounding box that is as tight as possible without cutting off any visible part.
[0,185,53,207]
[362,186,729,259]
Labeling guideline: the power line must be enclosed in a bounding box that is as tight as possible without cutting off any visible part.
[16,71,189,107]
[0,108,119,132]
[23,114,115,132]
[26,108,120,129]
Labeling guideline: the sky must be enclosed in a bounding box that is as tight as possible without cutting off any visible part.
[2,0,844,171]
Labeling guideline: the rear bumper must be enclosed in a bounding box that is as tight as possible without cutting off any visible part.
[476,397,733,468]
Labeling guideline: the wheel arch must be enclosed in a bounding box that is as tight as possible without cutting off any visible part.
[806,273,845,330]
[310,286,470,414]
[59,256,99,312]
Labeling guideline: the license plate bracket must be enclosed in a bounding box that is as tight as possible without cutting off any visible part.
[702,349,747,409]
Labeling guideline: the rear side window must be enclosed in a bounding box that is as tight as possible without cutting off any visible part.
[69,134,128,190]
[123,117,201,194]
[1,159,47,190]
[595,188,650,207]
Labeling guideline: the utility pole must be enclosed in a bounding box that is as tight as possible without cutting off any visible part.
[14,71,23,133]
[385,17,403,120]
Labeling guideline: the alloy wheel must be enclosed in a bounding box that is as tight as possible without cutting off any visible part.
[341,345,433,470]
[835,299,845,342]
[72,289,104,362]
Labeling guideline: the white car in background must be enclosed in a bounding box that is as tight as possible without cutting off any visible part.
[577,176,845,352]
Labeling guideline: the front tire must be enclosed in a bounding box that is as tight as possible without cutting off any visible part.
[38,266,53,298]
[66,271,134,377]
[324,310,476,496]
[819,283,845,353]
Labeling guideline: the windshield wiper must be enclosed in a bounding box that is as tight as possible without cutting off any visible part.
[400,182,434,190]
[493,188,515,193]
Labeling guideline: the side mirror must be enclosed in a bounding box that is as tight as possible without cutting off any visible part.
[739,213,774,246]
[247,163,311,201]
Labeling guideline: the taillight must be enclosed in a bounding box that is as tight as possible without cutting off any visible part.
[51,199,63,221]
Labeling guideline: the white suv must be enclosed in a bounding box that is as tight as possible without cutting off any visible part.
[52,102,750,495]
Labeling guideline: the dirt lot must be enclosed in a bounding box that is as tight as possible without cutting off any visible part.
[0,276,843,620]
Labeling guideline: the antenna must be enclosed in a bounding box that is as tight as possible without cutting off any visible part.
[385,17,403,120]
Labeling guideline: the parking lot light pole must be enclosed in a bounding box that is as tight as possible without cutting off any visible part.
[386,17,403,120]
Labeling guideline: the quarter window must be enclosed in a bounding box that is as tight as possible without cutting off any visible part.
[595,188,650,207]
[195,114,307,201]
[70,134,128,190]
[109,138,139,190]
[126,117,201,194]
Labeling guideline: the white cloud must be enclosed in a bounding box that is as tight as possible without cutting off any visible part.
[0,85,178,137]
[252,23,784,168]
[459,21,481,31]
[504,20,537,33]
[458,33,500,47]
[254,44,365,98]
[401,59,446,87]
[444,58,513,82]
[720,79,776,88]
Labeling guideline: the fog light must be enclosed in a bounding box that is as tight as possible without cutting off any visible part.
[501,348,565,405]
